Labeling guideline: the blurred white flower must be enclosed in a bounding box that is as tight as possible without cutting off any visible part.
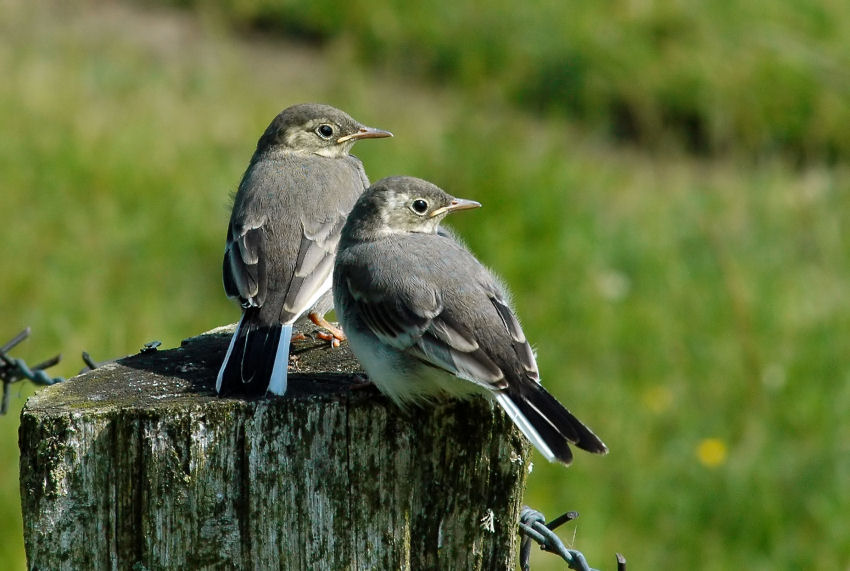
[596,268,631,301]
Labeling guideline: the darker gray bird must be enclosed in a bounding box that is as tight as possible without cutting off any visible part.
[333,176,607,465]
[217,103,392,397]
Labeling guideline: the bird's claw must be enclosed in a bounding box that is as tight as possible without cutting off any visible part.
[316,331,342,348]
[309,313,346,346]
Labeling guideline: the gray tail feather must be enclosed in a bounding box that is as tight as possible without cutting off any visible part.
[216,310,290,397]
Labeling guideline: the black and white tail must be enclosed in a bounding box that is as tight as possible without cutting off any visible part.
[495,383,607,465]
[216,309,292,396]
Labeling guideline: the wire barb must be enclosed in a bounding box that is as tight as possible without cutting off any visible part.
[616,552,627,571]
[141,340,162,354]
[81,352,99,372]
[0,328,65,415]
[518,506,624,571]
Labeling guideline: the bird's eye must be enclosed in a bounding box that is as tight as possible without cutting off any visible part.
[410,199,429,215]
[316,124,334,139]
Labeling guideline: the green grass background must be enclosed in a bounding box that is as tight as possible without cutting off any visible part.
[2,0,849,568]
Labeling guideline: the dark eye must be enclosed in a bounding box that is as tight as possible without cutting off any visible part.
[411,199,429,214]
[316,124,334,139]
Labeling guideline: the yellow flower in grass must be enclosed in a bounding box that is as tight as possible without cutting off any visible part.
[696,438,727,468]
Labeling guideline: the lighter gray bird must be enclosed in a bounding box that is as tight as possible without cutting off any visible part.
[217,103,392,397]
[333,176,607,464]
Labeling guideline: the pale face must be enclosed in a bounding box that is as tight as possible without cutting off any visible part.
[281,115,361,158]
[256,103,390,159]
[380,190,449,235]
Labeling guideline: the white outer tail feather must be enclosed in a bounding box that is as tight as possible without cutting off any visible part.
[265,273,331,396]
[266,323,293,396]
[494,392,557,463]
[216,314,245,394]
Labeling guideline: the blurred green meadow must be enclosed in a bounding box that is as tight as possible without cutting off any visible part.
[2,0,849,568]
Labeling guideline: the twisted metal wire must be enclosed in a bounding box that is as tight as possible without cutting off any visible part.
[518,506,625,571]
[0,328,64,414]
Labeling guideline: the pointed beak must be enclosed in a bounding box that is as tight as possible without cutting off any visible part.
[336,126,393,144]
[429,198,482,218]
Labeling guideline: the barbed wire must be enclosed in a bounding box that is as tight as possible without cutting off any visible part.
[518,506,625,571]
[0,328,65,415]
[1,330,163,414]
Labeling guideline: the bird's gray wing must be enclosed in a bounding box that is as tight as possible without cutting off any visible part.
[343,270,510,390]
[277,212,344,322]
[279,156,370,322]
[223,214,267,307]
[484,285,541,384]
[224,211,338,320]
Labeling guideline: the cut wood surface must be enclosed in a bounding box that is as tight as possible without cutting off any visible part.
[20,326,531,570]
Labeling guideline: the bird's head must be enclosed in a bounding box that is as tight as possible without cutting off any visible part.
[256,103,392,158]
[345,176,481,240]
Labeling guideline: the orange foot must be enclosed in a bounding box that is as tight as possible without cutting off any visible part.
[309,313,346,348]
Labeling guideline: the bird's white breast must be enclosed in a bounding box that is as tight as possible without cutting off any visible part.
[346,325,486,407]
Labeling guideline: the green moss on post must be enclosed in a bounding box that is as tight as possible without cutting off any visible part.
[19,327,530,569]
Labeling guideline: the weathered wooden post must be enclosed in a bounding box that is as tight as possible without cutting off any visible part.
[19,326,531,569]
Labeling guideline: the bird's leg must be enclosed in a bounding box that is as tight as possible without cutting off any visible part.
[309,313,346,348]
